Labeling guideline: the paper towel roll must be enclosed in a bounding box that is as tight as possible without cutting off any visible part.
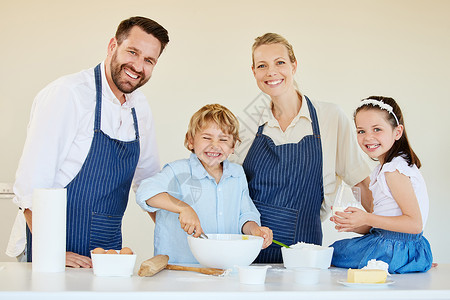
[32,188,67,272]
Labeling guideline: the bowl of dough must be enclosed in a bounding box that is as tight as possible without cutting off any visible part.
[281,242,333,269]
[187,234,263,269]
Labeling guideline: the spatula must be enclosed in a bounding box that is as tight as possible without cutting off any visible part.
[272,239,290,248]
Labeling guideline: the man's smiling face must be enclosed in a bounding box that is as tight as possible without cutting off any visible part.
[107,26,161,100]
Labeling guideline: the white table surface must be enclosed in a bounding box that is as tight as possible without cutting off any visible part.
[1,262,449,300]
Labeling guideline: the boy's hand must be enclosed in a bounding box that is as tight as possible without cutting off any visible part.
[253,226,273,249]
[179,206,204,237]
[243,221,273,249]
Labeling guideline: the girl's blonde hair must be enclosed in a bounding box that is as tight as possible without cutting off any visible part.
[251,32,297,67]
[184,104,241,152]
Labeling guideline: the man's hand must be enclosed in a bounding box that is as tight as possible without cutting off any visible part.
[66,252,92,268]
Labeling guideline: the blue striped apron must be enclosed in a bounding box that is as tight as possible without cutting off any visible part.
[242,96,323,263]
[27,64,140,260]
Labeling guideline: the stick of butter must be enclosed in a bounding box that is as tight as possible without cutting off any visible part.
[347,268,387,283]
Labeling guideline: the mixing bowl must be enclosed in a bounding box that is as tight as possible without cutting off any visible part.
[281,243,333,269]
[187,234,263,269]
[91,251,137,277]
[238,265,271,284]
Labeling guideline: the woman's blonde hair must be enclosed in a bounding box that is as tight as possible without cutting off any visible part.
[251,32,297,67]
[184,104,241,152]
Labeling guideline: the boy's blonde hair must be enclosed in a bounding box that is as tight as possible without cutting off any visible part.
[184,104,241,152]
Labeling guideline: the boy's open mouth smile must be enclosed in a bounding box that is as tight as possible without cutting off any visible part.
[205,152,221,158]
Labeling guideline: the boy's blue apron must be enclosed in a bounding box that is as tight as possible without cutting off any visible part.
[243,96,323,263]
[26,63,140,260]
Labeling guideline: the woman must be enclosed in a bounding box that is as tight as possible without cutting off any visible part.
[233,33,372,263]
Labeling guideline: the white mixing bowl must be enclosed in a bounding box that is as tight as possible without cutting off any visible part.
[238,265,271,284]
[187,234,263,269]
[281,243,333,269]
[91,251,137,277]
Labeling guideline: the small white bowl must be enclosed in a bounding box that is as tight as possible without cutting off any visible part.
[187,234,263,269]
[91,251,136,277]
[293,267,321,285]
[237,265,271,285]
[281,245,333,269]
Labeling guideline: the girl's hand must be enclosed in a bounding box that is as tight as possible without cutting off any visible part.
[178,206,203,237]
[332,207,368,232]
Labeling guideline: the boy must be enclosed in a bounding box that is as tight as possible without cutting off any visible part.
[136,104,272,263]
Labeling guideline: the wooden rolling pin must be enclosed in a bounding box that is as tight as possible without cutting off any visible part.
[166,264,226,276]
[138,255,226,277]
[138,254,169,277]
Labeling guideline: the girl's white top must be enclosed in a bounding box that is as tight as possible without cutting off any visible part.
[370,156,429,229]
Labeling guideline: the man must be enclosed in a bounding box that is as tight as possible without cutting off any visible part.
[6,16,169,268]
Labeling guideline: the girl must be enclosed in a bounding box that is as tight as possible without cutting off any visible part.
[330,96,433,274]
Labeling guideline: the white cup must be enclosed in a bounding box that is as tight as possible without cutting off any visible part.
[332,206,347,217]
[237,265,271,285]
[293,267,321,285]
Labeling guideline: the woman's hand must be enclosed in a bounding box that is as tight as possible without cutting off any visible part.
[332,207,369,232]
[66,252,92,268]
[242,221,273,248]
[179,206,203,237]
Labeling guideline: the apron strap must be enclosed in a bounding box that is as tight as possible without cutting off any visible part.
[256,96,320,138]
[304,96,321,138]
[131,108,140,139]
[94,63,140,139]
[256,124,264,135]
[94,64,102,132]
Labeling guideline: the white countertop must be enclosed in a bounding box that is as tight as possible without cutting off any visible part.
[1,262,449,300]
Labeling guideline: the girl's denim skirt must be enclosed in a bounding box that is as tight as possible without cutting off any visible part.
[330,228,433,274]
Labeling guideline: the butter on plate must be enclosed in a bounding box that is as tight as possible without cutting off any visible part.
[347,268,387,283]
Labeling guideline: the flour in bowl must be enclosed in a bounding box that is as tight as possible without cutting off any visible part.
[289,242,328,250]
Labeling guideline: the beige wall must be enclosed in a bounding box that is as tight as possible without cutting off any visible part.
[1,0,449,264]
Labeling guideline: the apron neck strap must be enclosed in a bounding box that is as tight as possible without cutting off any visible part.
[94,64,102,131]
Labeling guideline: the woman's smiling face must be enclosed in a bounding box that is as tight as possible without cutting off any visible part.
[252,43,297,98]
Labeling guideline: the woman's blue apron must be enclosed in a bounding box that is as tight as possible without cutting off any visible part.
[242,96,323,263]
[26,64,140,260]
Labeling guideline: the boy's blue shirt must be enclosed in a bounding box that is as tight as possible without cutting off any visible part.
[136,153,261,263]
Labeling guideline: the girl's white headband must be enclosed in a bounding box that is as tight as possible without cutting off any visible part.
[358,99,400,125]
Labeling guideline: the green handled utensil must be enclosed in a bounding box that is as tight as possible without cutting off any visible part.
[272,239,290,248]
